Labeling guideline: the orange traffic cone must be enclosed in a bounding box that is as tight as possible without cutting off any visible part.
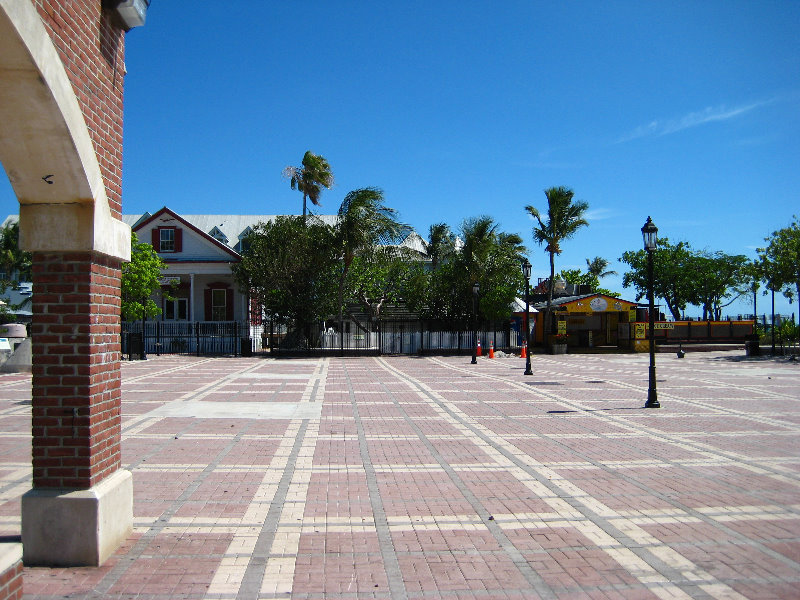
[476,340,482,356]
[521,344,527,359]
[489,341,495,359]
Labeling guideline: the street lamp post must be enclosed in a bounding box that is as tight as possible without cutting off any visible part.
[522,259,533,376]
[471,282,480,365]
[642,217,660,408]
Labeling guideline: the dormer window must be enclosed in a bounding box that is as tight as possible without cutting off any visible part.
[238,226,253,253]
[210,227,228,245]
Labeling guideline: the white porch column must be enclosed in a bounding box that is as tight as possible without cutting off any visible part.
[189,274,195,321]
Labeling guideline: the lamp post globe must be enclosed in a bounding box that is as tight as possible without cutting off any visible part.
[521,259,533,376]
[641,216,660,408]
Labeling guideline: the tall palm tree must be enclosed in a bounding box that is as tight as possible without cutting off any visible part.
[283,150,334,218]
[336,188,406,345]
[525,186,589,336]
[585,256,617,279]
[427,223,456,270]
[461,216,500,275]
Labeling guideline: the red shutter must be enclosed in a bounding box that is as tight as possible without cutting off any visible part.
[204,288,212,321]
[151,228,159,250]
[226,288,234,321]
[174,228,183,252]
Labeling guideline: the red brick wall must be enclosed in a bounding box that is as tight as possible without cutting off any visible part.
[31,0,126,218]
[0,557,23,600]
[31,252,123,489]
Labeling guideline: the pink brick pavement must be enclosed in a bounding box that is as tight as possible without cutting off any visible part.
[1,351,798,598]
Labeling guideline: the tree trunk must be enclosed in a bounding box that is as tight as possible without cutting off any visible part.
[545,251,555,339]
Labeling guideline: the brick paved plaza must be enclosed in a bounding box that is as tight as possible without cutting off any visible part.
[1,351,799,599]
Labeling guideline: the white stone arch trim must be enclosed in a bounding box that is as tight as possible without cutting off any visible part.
[0,0,129,260]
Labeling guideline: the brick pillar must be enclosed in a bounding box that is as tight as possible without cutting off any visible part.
[21,251,132,566]
[30,252,123,489]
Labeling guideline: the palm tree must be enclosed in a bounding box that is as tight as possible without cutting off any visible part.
[497,232,528,262]
[461,216,500,274]
[525,186,589,337]
[427,223,456,270]
[336,188,406,346]
[585,256,617,279]
[282,150,334,218]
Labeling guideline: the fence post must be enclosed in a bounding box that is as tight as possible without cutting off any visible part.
[196,322,200,357]
[156,320,161,356]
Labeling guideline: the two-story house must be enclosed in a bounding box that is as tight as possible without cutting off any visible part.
[123,206,340,324]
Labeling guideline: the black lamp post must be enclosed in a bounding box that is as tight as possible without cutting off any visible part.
[471,282,480,365]
[522,259,533,375]
[642,217,659,408]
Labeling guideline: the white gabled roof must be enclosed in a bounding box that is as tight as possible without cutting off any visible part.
[122,212,340,252]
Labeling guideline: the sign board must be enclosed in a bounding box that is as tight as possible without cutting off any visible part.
[634,323,646,339]
[629,309,637,322]
[557,321,567,334]
[158,276,181,285]
[0,338,10,351]
[654,322,675,330]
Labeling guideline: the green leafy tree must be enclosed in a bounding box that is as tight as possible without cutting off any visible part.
[233,216,339,347]
[688,251,749,320]
[0,221,31,283]
[409,216,525,325]
[558,259,619,297]
[620,238,695,319]
[346,246,417,327]
[0,221,33,323]
[283,150,334,218]
[335,188,407,338]
[121,233,169,320]
[758,216,800,323]
[525,186,589,335]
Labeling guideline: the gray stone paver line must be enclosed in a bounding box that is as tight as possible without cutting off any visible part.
[343,362,409,600]
[91,419,254,598]
[378,357,757,600]
[371,370,559,599]
[120,359,273,435]
[419,363,800,574]
[477,361,800,490]
[121,356,219,385]
[520,355,800,414]
[235,420,310,600]
[428,356,800,487]
[492,356,800,433]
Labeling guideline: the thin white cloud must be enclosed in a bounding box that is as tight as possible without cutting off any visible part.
[585,207,613,221]
[617,97,779,143]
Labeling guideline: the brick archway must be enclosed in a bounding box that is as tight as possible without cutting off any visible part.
[0,0,133,576]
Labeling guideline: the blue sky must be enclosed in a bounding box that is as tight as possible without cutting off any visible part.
[2,1,799,317]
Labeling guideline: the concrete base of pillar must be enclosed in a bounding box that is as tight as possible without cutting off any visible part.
[21,469,132,566]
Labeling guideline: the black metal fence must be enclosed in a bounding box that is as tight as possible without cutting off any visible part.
[122,321,250,358]
[123,320,524,358]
